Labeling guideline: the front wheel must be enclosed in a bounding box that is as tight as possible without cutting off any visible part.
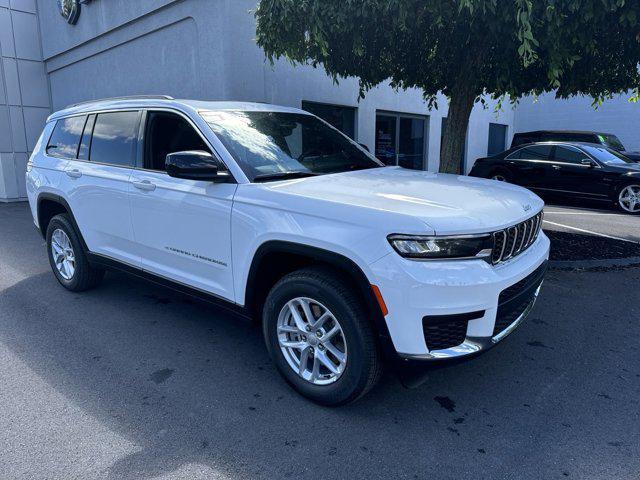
[263,267,382,406]
[489,170,511,183]
[617,184,640,214]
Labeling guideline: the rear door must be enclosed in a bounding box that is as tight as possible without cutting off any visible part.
[504,144,553,189]
[128,110,237,300]
[546,145,608,198]
[61,110,140,265]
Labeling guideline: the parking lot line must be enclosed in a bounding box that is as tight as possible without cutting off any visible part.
[543,220,640,244]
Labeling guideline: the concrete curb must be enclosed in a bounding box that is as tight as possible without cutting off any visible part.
[549,256,640,271]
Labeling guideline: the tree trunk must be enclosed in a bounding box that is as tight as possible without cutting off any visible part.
[439,88,476,175]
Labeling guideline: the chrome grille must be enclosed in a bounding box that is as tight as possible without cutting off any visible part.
[491,212,543,265]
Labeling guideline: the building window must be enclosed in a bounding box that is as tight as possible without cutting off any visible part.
[375,112,427,170]
[488,123,508,156]
[302,101,356,139]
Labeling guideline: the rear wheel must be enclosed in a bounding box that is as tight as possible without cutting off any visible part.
[617,184,640,214]
[46,214,105,291]
[263,267,382,406]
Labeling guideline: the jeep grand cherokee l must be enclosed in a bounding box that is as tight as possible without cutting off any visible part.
[27,96,550,405]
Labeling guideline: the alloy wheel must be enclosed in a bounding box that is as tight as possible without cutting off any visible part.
[277,297,347,385]
[492,174,507,182]
[619,185,640,213]
[51,228,76,280]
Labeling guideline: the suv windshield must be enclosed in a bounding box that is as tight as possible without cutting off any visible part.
[599,134,626,152]
[581,145,635,165]
[201,111,382,181]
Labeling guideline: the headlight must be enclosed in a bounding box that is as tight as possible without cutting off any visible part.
[387,234,493,260]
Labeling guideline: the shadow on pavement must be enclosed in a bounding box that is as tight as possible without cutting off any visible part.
[1,264,638,478]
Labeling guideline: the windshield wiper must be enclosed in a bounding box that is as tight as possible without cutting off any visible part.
[253,171,319,183]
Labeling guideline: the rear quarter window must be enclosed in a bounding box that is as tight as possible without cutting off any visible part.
[46,116,87,158]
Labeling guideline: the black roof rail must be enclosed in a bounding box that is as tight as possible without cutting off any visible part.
[66,95,175,108]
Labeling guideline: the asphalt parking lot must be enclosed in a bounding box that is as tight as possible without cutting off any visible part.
[1,202,639,480]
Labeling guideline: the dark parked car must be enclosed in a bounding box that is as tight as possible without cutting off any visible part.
[469,142,640,214]
[511,130,640,163]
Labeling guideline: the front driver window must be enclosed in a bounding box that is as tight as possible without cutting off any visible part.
[553,146,586,164]
[145,111,210,171]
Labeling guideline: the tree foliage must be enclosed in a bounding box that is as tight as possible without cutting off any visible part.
[256,1,640,173]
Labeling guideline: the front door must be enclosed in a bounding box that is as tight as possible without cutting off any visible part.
[128,110,237,300]
[547,145,608,198]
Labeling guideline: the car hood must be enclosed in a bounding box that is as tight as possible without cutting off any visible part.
[260,167,544,235]
[622,151,640,162]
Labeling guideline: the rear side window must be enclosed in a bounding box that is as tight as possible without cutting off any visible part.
[78,114,96,161]
[507,145,552,160]
[46,116,87,158]
[90,111,140,167]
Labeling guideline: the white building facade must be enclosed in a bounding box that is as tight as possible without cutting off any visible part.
[0,0,638,201]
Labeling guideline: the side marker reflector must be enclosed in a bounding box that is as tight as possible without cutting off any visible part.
[371,285,388,317]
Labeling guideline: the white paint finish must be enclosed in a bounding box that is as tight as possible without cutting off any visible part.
[248,166,543,235]
[62,159,139,265]
[28,99,551,358]
[370,234,550,355]
[128,170,237,299]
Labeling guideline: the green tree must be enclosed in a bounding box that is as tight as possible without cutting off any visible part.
[255,0,640,174]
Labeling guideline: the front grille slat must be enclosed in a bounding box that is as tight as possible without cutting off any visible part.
[490,212,542,265]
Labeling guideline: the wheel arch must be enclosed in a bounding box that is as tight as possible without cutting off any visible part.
[245,241,394,356]
[36,193,89,252]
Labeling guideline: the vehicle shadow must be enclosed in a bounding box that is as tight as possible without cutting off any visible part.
[0,268,636,479]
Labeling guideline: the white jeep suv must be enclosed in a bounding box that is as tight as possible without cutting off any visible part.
[27,96,550,405]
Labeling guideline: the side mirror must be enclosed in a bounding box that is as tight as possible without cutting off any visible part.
[359,143,371,153]
[165,151,230,182]
[581,158,595,167]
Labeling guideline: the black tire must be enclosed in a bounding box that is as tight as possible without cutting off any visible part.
[615,183,640,215]
[263,266,382,406]
[46,214,105,292]
[489,169,511,183]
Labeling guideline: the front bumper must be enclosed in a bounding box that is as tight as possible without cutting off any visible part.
[370,232,550,359]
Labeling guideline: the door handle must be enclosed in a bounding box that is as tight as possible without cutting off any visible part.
[132,180,156,192]
[66,169,82,179]
[552,165,561,170]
